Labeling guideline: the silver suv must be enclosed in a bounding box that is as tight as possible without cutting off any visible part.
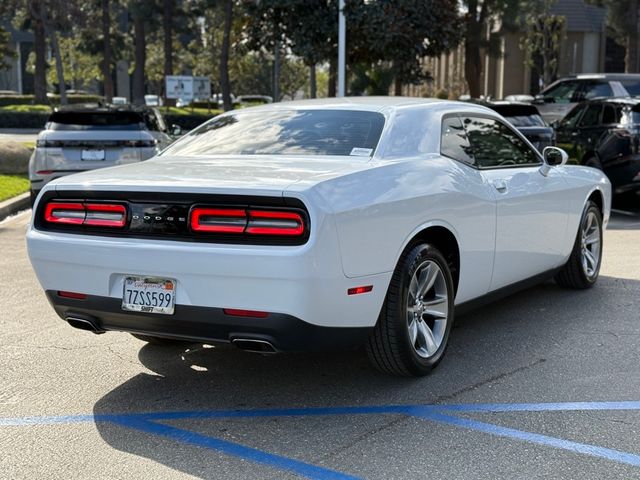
[29,107,174,204]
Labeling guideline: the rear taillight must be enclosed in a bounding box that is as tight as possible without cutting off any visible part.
[246,210,305,236]
[44,201,126,228]
[125,139,158,148]
[191,208,247,233]
[190,207,306,237]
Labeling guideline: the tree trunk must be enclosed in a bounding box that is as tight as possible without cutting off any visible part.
[309,64,317,98]
[328,58,337,97]
[273,39,280,101]
[394,76,402,96]
[39,3,66,105]
[102,0,113,102]
[626,0,639,73]
[163,0,174,105]
[464,37,482,98]
[48,29,67,105]
[220,0,233,111]
[132,14,146,105]
[32,7,47,103]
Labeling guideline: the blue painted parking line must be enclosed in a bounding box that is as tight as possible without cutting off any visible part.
[410,408,640,468]
[3,401,640,476]
[109,416,360,480]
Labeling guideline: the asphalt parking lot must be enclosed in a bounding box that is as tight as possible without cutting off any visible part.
[2,208,640,479]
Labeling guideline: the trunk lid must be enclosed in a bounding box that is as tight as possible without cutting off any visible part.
[51,154,373,196]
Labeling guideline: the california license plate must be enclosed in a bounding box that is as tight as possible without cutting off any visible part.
[81,149,105,161]
[122,276,175,315]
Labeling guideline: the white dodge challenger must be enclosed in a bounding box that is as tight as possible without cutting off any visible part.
[27,97,611,376]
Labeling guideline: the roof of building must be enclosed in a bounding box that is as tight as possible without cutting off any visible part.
[550,0,606,33]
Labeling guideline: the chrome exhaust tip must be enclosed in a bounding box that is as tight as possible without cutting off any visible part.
[65,316,105,334]
[232,338,277,354]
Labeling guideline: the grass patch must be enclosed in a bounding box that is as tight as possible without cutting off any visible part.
[0,104,53,113]
[0,175,29,202]
[162,106,222,116]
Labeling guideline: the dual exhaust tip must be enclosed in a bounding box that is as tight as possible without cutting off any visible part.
[64,315,277,353]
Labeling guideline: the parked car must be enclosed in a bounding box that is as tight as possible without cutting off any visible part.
[554,97,640,196]
[531,74,640,124]
[111,97,128,105]
[474,101,554,152]
[237,95,273,105]
[29,106,174,205]
[144,95,163,107]
[27,98,610,377]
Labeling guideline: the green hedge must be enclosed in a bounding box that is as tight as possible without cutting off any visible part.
[0,111,50,129]
[0,94,104,107]
[0,111,213,130]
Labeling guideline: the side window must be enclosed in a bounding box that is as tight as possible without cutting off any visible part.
[440,116,474,165]
[581,81,613,100]
[462,116,541,168]
[560,104,584,128]
[578,104,602,127]
[602,104,618,125]
[542,81,580,103]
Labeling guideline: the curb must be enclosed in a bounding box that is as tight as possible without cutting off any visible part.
[0,192,30,222]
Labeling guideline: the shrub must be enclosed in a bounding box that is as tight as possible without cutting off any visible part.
[0,112,50,129]
[0,142,31,175]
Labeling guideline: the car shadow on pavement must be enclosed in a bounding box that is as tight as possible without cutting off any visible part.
[91,274,640,478]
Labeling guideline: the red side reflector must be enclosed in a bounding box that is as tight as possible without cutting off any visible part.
[36,170,54,175]
[44,202,85,225]
[246,210,305,236]
[190,208,247,233]
[223,308,269,318]
[348,285,373,295]
[58,291,87,300]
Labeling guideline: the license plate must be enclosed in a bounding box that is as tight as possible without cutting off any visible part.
[81,149,105,161]
[122,276,175,315]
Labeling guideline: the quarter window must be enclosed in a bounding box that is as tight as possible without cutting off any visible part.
[462,117,541,168]
[440,116,474,165]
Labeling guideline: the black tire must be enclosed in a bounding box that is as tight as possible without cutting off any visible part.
[366,243,455,377]
[131,333,191,346]
[555,201,603,289]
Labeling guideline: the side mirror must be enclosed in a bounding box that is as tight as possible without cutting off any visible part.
[533,94,546,105]
[543,146,568,166]
[540,146,568,176]
[171,124,183,136]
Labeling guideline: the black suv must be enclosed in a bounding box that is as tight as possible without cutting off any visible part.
[555,97,640,195]
[533,74,640,124]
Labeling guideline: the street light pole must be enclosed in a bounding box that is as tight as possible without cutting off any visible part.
[338,0,346,97]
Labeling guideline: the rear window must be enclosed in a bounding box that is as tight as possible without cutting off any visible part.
[48,111,145,131]
[162,109,385,157]
[621,79,640,96]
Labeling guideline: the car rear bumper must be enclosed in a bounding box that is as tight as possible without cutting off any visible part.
[27,221,391,330]
[46,291,372,352]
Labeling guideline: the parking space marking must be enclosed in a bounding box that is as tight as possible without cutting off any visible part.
[3,401,640,477]
[109,416,359,480]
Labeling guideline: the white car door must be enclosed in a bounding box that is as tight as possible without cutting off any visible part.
[461,115,570,291]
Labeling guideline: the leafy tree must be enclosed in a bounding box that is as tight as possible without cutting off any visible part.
[346,0,462,95]
[459,0,520,98]
[0,26,15,71]
[519,0,565,86]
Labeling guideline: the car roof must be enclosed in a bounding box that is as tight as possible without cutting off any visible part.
[219,96,496,116]
[557,73,640,80]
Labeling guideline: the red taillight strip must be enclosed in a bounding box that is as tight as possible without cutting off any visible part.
[44,202,85,225]
[58,291,87,299]
[246,210,305,236]
[44,202,126,228]
[190,208,247,233]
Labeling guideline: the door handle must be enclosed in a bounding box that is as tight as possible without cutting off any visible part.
[492,179,507,193]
